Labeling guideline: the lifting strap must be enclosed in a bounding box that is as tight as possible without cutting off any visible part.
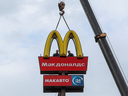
[55,1,70,31]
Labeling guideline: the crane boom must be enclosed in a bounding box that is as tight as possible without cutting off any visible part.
[80,0,128,96]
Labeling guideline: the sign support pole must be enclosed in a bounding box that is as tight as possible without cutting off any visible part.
[80,0,128,96]
[61,88,65,96]
[61,72,65,96]
[58,88,65,96]
[58,72,66,96]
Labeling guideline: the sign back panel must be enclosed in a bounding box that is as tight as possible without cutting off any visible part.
[39,57,88,74]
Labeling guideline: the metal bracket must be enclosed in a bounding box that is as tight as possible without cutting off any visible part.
[95,33,106,42]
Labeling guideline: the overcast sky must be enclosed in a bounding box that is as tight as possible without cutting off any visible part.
[0,0,128,96]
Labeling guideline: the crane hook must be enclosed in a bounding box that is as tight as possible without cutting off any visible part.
[58,1,65,15]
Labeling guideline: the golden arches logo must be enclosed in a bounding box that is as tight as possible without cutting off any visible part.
[44,30,83,58]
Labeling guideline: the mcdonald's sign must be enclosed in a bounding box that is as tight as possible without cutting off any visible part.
[43,30,83,58]
[38,30,88,74]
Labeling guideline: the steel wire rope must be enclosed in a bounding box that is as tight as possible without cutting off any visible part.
[55,15,62,30]
[62,15,70,31]
[106,36,128,85]
[89,0,128,85]
[55,15,70,31]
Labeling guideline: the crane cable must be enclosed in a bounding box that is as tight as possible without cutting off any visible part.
[106,36,128,84]
[55,1,70,31]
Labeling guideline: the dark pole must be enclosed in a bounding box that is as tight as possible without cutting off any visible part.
[80,0,128,96]
[61,88,65,96]
[58,88,65,96]
[58,72,66,96]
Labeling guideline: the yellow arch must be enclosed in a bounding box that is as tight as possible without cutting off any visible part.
[44,30,83,58]
[63,30,83,58]
[43,30,63,58]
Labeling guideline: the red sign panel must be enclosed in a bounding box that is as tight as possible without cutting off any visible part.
[38,57,88,74]
[44,75,72,86]
[43,75,84,92]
